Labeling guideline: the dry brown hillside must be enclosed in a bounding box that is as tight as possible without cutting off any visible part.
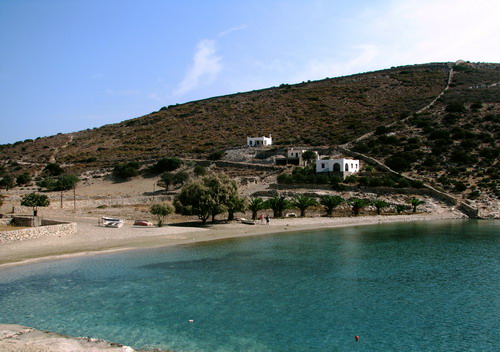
[1,61,498,217]
[1,62,451,173]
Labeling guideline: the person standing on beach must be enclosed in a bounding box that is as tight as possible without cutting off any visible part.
[265,214,270,225]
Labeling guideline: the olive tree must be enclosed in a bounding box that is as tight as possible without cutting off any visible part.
[178,173,240,223]
[150,203,174,227]
[21,193,50,216]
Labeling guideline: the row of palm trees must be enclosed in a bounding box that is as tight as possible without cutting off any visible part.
[247,195,425,219]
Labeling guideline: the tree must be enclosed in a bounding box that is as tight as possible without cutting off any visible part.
[37,174,79,191]
[173,171,190,186]
[203,173,238,222]
[301,150,317,166]
[21,193,49,216]
[43,163,64,176]
[16,173,32,186]
[372,199,390,215]
[151,157,182,174]
[178,173,239,223]
[159,172,174,191]
[408,197,425,213]
[291,195,318,217]
[319,195,344,216]
[226,194,246,221]
[348,197,370,216]
[178,181,212,223]
[0,175,15,190]
[150,203,174,227]
[248,197,267,220]
[266,196,291,218]
[113,162,140,179]
[395,204,408,214]
[56,174,79,191]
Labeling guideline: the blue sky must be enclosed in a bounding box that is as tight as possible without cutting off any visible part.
[1,0,499,144]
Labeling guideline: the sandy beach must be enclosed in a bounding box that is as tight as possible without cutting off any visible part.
[0,209,464,351]
[0,210,463,268]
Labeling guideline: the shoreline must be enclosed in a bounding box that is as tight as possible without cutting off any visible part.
[0,212,471,352]
[0,212,464,269]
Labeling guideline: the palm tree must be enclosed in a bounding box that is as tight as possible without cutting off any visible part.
[319,195,344,216]
[395,204,408,214]
[248,197,267,220]
[408,197,425,213]
[292,195,318,217]
[266,196,291,218]
[372,199,390,215]
[227,194,246,221]
[348,197,370,216]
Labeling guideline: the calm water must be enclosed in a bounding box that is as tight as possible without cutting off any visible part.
[0,220,498,351]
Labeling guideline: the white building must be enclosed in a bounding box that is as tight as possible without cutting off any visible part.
[247,134,272,147]
[316,158,360,174]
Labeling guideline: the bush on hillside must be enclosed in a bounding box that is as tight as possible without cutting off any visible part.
[150,157,182,174]
[113,162,140,179]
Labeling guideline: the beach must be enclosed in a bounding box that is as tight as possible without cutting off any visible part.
[0,210,463,267]
[0,209,464,352]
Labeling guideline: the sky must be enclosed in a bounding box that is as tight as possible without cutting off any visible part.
[1,0,500,144]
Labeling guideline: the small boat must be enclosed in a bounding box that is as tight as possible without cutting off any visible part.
[133,220,153,227]
[99,217,124,228]
[240,218,256,225]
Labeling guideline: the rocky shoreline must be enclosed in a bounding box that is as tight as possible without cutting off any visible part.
[0,324,179,352]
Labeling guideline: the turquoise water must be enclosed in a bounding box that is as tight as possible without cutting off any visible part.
[0,220,499,351]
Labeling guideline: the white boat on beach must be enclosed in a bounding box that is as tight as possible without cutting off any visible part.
[99,217,124,228]
[240,218,256,225]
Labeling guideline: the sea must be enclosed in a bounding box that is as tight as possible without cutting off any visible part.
[0,220,498,351]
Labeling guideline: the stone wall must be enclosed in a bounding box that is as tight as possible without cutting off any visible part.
[336,146,481,218]
[0,220,77,243]
[268,183,456,205]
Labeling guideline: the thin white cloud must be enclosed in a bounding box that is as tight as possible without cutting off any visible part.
[218,25,247,38]
[174,39,222,97]
[294,44,381,82]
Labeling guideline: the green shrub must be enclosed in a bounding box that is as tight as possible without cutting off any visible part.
[113,162,140,179]
[386,155,411,172]
[208,151,225,161]
[16,173,31,186]
[445,102,466,113]
[454,182,467,192]
[151,157,182,173]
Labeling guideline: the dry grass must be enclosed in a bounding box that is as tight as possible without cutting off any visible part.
[0,225,29,231]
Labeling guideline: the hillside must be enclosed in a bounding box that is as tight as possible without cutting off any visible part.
[1,62,451,169]
[349,61,499,214]
[0,61,498,217]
